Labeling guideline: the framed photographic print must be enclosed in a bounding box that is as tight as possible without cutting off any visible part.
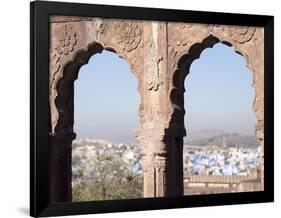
[30,0,274,217]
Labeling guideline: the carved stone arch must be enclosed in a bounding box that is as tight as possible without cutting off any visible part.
[54,42,103,136]
[168,24,263,137]
[167,23,264,191]
[49,18,145,137]
[53,42,142,138]
[49,18,145,202]
[169,35,221,131]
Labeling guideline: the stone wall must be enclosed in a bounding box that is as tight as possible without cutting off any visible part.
[184,169,262,195]
[49,16,264,202]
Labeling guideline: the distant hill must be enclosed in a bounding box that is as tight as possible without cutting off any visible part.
[185,130,225,141]
[185,132,259,148]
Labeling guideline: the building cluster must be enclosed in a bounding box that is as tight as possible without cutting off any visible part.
[72,138,142,178]
[72,138,261,180]
[183,145,261,176]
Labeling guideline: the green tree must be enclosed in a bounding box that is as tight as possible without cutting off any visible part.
[72,151,143,202]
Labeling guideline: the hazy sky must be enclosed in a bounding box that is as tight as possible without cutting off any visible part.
[74,43,256,143]
[184,43,256,135]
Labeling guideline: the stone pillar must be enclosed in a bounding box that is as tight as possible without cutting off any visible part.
[136,128,167,197]
[165,129,184,196]
[136,127,184,197]
[49,132,75,202]
[135,21,184,197]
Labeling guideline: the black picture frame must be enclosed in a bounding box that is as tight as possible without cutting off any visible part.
[30,0,274,217]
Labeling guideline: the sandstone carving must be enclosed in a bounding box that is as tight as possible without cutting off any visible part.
[171,24,193,48]
[49,16,264,202]
[148,80,163,91]
[95,19,105,35]
[229,26,256,43]
[113,21,142,52]
[49,52,60,91]
[55,24,77,55]
[148,56,164,91]
[155,158,167,196]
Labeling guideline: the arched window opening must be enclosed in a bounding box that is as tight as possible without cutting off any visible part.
[71,50,143,201]
[183,43,261,195]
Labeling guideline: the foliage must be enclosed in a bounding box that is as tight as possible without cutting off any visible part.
[72,151,143,202]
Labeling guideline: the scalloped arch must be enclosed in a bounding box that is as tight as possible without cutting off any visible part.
[52,41,142,137]
[168,34,258,136]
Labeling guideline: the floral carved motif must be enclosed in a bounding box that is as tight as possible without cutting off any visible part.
[229,26,256,44]
[113,21,142,52]
[55,24,77,55]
